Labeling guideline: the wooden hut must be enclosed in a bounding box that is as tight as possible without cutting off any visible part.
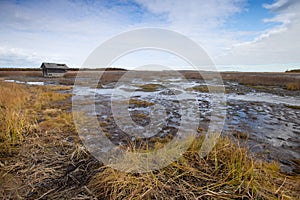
[40,63,68,77]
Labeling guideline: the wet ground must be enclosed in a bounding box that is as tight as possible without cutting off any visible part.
[4,74,300,174]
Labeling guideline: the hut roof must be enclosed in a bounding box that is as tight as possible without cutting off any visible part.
[40,62,68,69]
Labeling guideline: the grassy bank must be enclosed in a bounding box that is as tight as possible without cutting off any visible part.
[90,136,300,199]
[0,82,90,199]
[0,81,299,199]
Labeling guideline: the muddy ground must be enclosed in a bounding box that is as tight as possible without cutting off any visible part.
[1,70,300,198]
[1,70,300,173]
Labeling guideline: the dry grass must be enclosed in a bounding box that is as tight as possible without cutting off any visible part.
[0,83,32,151]
[222,73,300,89]
[186,85,228,93]
[2,70,299,90]
[65,71,125,84]
[0,81,100,199]
[286,82,300,91]
[0,71,42,77]
[129,99,155,107]
[89,136,300,199]
[44,85,73,91]
[186,85,210,93]
[31,86,71,111]
[138,84,162,92]
[0,82,71,152]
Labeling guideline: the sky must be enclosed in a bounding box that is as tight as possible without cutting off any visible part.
[0,0,299,72]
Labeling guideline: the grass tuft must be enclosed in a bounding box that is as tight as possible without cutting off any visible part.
[89,136,300,199]
[186,85,228,93]
[138,84,162,92]
[129,99,155,107]
[286,82,300,91]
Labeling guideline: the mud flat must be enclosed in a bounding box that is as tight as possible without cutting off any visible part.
[2,70,300,174]
[1,70,300,199]
[71,73,300,174]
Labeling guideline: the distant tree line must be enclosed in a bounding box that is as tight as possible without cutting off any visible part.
[0,68,41,71]
[0,67,128,71]
[285,69,300,73]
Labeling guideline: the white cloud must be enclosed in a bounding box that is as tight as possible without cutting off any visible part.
[135,0,247,56]
[0,46,40,67]
[136,0,246,25]
[216,0,300,69]
[263,13,295,25]
[263,0,288,9]
[0,0,249,68]
[0,46,69,67]
[0,0,141,67]
[263,0,297,11]
[0,0,299,71]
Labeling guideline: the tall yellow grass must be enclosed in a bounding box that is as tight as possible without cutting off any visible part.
[0,83,31,150]
[0,82,71,152]
[89,136,300,199]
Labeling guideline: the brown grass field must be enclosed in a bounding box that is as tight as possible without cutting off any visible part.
[0,70,300,199]
[1,69,299,90]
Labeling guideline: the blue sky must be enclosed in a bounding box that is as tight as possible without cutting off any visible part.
[227,0,275,30]
[0,0,299,71]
